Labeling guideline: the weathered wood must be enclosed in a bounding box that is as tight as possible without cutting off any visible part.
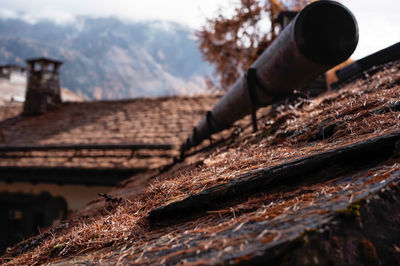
[0,143,174,152]
[235,180,400,266]
[148,131,400,224]
[0,152,175,159]
[0,166,148,186]
[335,42,400,85]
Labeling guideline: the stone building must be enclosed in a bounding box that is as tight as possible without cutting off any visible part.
[0,65,27,103]
[0,94,220,252]
[23,57,63,115]
[0,192,67,253]
[0,65,27,84]
[1,38,400,264]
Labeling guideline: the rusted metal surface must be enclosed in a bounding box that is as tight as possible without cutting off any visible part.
[181,1,358,154]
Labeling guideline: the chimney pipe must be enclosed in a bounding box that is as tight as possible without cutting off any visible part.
[181,0,358,154]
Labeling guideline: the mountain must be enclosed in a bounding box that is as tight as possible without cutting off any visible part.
[0,17,213,99]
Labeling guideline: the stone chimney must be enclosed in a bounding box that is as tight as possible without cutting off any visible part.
[23,57,63,115]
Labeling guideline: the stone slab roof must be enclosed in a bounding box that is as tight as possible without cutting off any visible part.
[2,59,400,265]
[0,95,220,172]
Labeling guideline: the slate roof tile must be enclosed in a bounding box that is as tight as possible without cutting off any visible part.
[0,95,220,170]
[2,60,400,265]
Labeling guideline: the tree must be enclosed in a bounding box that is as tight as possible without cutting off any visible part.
[197,0,314,91]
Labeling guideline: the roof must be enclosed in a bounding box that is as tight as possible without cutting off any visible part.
[2,56,400,265]
[0,95,220,185]
[26,57,63,65]
[0,104,22,122]
[0,64,27,71]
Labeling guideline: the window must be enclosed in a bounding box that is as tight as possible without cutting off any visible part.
[47,64,55,72]
[8,209,22,220]
[34,63,42,71]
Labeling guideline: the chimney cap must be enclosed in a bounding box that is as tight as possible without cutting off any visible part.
[26,57,63,66]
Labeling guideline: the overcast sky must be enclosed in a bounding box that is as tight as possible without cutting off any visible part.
[0,0,398,59]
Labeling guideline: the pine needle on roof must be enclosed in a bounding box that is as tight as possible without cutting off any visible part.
[1,61,400,265]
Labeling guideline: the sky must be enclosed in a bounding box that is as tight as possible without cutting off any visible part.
[0,0,399,59]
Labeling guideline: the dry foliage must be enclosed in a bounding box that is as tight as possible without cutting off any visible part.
[197,0,313,90]
[1,61,400,264]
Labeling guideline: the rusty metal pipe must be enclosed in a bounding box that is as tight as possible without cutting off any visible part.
[181,0,358,153]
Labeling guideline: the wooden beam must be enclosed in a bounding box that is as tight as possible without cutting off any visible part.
[0,166,148,186]
[0,143,174,152]
[334,42,400,85]
[148,131,400,224]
